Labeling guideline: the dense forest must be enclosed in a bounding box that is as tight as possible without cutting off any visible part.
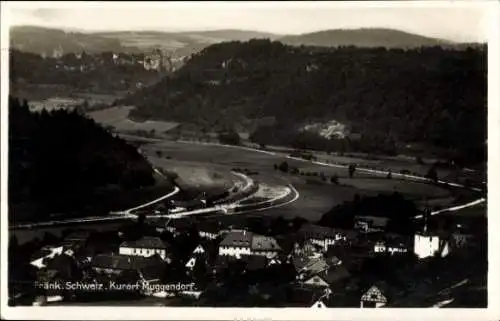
[123,39,486,165]
[8,96,159,223]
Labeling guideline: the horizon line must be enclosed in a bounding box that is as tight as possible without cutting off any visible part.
[10,24,488,44]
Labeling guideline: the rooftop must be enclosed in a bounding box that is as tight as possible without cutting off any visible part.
[219,230,253,247]
[293,254,329,275]
[120,236,168,249]
[298,223,341,239]
[251,235,282,252]
[91,253,164,271]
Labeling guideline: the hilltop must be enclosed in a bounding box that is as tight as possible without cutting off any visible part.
[279,28,452,48]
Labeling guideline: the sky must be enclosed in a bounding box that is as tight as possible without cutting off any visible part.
[4,2,493,43]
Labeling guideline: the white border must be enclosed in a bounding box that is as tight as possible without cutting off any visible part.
[1,1,499,320]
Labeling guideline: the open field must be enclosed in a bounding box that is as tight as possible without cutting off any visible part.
[88,106,179,133]
[141,140,460,221]
[147,156,239,195]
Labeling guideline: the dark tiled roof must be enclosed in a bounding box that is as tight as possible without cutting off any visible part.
[293,254,329,275]
[219,230,253,247]
[120,236,168,249]
[298,224,339,239]
[91,254,163,271]
[361,283,389,303]
[251,235,282,251]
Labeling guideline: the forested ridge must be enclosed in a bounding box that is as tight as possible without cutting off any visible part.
[8,96,158,223]
[124,39,486,165]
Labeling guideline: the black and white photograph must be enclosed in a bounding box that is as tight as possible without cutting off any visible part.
[1,1,498,320]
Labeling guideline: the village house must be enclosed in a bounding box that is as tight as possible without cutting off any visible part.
[30,246,64,269]
[300,265,350,290]
[414,228,451,259]
[373,235,410,255]
[119,236,171,261]
[185,243,211,271]
[197,222,221,240]
[354,216,389,233]
[164,218,193,237]
[360,284,388,308]
[218,230,253,257]
[91,253,165,276]
[293,253,330,281]
[218,230,282,259]
[298,224,349,251]
[251,235,282,259]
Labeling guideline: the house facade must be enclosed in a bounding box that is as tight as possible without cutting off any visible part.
[218,230,253,257]
[373,240,408,255]
[298,224,347,251]
[119,236,170,260]
[414,233,450,259]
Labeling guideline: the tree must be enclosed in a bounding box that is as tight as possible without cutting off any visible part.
[386,170,392,179]
[156,150,163,158]
[217,129,241,146]
[278,161,289,173]
[330,175,339,184]
[426,166,438,183]
[348,164,357,178]
[137,213,146,227]
[273,164,278,171]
